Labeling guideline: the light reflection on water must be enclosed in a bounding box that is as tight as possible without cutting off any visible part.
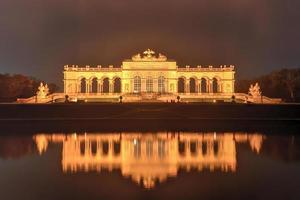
[34,132,264,189]
[1,131,300,200]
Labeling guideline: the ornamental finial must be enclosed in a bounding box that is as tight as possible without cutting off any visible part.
[143,49,155,58]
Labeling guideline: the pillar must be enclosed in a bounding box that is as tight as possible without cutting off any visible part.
[186,82,189,93]
[109,79,113,93]
[86,82,89,93]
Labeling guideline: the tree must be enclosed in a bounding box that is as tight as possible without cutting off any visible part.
[0,73,59,102]
[236,68,300,102]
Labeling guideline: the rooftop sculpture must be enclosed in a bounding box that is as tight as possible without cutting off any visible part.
[132,49,167,61]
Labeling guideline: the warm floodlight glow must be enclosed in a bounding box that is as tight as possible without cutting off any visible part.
[34,132,264,189]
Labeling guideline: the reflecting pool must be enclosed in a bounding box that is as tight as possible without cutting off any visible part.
[0,131,300,200]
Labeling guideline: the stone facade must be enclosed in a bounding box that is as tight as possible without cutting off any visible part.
[63,49,235,101]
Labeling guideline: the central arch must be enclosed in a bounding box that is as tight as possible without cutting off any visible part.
[178,77,185,93]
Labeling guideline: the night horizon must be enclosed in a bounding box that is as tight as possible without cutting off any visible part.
[1,0,300,85]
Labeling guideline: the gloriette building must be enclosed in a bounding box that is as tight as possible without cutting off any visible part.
[18,49,281,103]
[63,49,235,102]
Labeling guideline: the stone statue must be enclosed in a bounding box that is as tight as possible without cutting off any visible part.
[132,53,141,61]
[37,82,49,99]
[44,84,49,95]
[131,49,168,61]
[158,53,167,61]
[249,82,262,98]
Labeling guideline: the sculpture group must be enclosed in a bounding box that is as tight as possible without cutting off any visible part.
[37,82,49,99]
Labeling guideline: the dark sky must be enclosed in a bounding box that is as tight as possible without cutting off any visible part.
[0,0,300,86]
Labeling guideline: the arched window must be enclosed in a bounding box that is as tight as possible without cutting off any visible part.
[178,141,185,155]
[146,76,153,93]
[91,78,98,93]
[133,76,141,93]
[113,77,121,93]
[102,141,109,155]
[91,141,97,155]
[80,78,86,93]
[113,142,121,155]
[178,77,185,93]
[190,78,197,93]
[80,141,85,155]
[158,76,165,93]
[102,78,109,93]
[201,78,208,93]
[213,141,219,156]
[212,78,219,93]
[190,141,197,155]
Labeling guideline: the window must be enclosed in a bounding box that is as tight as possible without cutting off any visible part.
[158,76,165,93]
[133,76,141,93]
[146,76,153,93]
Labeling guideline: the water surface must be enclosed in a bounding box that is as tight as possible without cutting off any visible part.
[0,131,299,200]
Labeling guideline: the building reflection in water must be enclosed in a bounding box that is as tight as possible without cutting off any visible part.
[34,132,264,189]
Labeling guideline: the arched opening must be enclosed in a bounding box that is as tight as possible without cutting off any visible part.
[189,78,197,93]
[113,142,121,155]
[91,78,98,93]
[146,76,153,93]
[80,78,87,93]
[178,77,185,93]
[190,141,197,155]
[102,141,109,155]
[102,78,109,93]
[91,141,97,155]
[213,141,219,156]
[201,78,208,93]
[212,78,219,93]
[158,76,165,93]
[178,141,185,155]
[113,77,121,93]
[80,141,85,155]
[134,76,141,93]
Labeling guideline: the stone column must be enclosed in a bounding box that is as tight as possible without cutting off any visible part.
[154,78,158,93]
[77,81,80,93]
[186,82,190,94]
[141,78,146,93]
[109,79,113,93]
[86,82,89,93]
[99,80,103,93]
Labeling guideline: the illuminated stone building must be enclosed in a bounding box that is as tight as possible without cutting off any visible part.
[17,49,282,103]
[34,132,264,189]
[63,49,235,102]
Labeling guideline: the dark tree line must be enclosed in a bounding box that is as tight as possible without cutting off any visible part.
[0,74,59,102]
[236,68,300,102]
